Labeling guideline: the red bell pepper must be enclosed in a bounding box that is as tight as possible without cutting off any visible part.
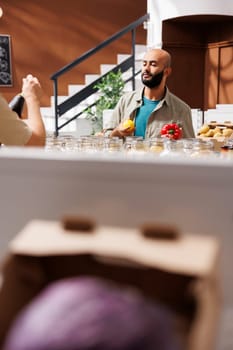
[160,122,182,140]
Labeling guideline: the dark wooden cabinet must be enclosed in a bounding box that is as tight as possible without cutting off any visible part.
[162,15,233,110]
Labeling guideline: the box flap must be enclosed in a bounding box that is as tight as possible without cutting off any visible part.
[9,220,219,277]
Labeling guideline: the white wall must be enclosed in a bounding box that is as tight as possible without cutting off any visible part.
[147,0,233,47]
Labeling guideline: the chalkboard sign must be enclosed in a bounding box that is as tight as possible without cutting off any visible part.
[0,34,12,86]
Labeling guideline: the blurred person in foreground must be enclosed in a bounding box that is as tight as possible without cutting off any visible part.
[110,48,195,139]
[0,74,46,146]
[3,276,181,350]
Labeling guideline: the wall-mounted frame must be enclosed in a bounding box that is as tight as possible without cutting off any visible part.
[0,34,13,86]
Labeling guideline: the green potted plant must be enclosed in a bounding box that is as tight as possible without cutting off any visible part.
[86,69,124,134]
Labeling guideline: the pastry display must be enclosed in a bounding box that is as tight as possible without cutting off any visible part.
[198,121,233,138]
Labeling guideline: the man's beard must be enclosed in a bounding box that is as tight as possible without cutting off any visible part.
[141,70,164,88]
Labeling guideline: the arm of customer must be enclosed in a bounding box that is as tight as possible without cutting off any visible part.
[0,74,46,146]
[110,122,135,138]
[22,74,46,146]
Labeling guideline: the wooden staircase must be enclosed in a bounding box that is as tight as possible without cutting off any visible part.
[40,44,146,136]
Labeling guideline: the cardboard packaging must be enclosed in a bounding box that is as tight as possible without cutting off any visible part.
[197,136,225,152]
[197,121,233,151]
[0,219,221,350]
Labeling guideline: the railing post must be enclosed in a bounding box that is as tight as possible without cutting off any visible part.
[131,28,136,90]
[53,78,59,137]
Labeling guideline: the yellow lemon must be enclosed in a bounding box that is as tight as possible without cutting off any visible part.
[122,119,135,132]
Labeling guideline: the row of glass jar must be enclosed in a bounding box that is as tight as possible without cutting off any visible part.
[46,134,217,157]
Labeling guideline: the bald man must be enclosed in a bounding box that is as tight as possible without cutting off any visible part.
[110,48,195,139]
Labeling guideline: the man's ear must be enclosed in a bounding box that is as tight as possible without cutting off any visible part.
[165,67,172,77]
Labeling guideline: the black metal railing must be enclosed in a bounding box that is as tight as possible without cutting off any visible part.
[50,13,149,136]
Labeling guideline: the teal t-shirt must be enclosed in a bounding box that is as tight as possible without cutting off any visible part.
[135,96,159,138]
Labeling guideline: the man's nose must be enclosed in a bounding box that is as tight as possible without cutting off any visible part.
[143,64,150,72]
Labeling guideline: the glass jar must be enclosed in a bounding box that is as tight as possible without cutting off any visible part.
[76,135,96,153]
[220,138,233,158]
[190,139,214,158]
[45,135,66,151]
[104,137,123,152]
[130,139,146,152]
[123,136,143,152]
[148,137,165,154]
[182,138,197,155]
[221,138,233,151]
[159,139,184,158]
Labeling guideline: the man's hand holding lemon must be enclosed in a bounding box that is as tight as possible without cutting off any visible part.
[110,119,135,138]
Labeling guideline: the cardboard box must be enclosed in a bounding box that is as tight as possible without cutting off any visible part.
[197,136,225,152]
[0,219,221,350]
[197,120,233,151]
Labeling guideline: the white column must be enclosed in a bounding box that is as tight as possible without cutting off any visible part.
[147,0,162,48]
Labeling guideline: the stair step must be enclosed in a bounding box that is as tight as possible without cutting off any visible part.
[68,84,85,96]
[135,44,147,56]
[50,95,68,107]
[40,106,53,117]
[117,54,131,64]
[117,45,147,63]
[100,64,116,75]
[41,105,92,135]
[49,94,97,120]
[85,74,100,85]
